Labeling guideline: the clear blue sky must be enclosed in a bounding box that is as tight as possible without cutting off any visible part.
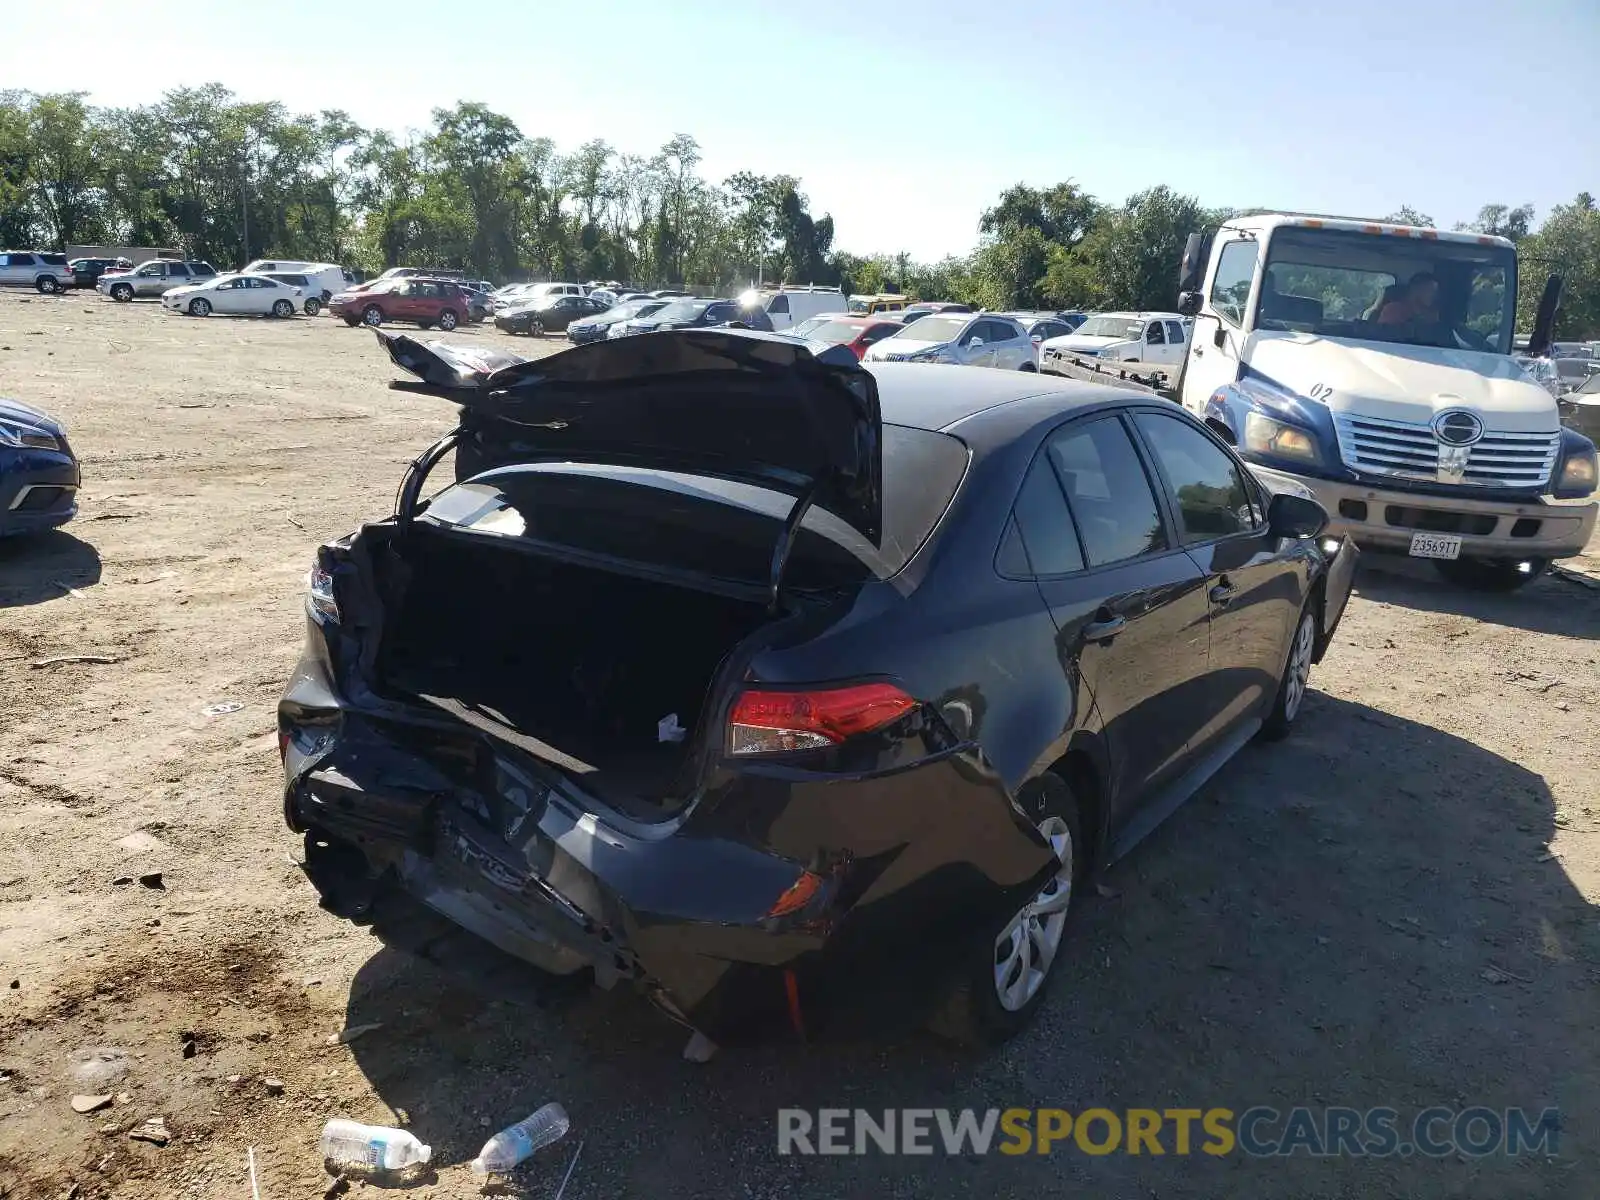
[3,0,1595,261]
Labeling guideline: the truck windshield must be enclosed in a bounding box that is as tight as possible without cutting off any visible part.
[1257,228,1517,355]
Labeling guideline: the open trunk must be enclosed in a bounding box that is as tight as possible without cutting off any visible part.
[372,529,778,817]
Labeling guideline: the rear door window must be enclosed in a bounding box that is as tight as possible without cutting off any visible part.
[1165,320,1186,344]
[1046,417,1169,567]
[1008,454,1085,576]
[768,294,790,315]
[9,253,36,266]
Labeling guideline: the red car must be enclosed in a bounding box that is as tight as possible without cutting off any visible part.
[789,313,903,359]
[329,277,471,331]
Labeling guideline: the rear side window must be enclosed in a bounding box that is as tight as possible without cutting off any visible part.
[8,253,36,266]
[1009,455,1085,576]
[1165,320,1186,343]
[1132,412,1259,542]
[768,294,790,315]
[1047,418,1168,567]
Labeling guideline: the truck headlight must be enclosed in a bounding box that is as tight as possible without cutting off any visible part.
[1244,411,1319,463]
[1557,447,1598,494]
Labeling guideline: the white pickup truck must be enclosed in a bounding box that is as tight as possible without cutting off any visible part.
[1174,212,1598,590]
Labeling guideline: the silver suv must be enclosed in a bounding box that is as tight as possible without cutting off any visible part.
[0,251,73,293]
[98,260,218,301]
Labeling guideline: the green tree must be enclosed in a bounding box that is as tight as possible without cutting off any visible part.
[1517,193,1600,338]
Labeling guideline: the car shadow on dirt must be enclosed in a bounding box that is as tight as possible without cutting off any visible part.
[0,530,101,608]
[1353,556,1600,639]
[338,692,1595,1199]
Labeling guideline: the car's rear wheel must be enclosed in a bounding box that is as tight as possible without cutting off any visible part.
[35,275,59,294]
[927,773,1082,1046]
[271,298,294,318]
[437,309,459,332]
[303,297,321,317]
[362,305,383,327]
[188,297,211,317]
[111,283,133,302]
[1260,603,1317,741]
[530,318,545,336]
[1431,556,1549,592]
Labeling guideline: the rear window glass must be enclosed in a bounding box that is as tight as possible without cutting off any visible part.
[421,423,970,588]
[796,320,867,344]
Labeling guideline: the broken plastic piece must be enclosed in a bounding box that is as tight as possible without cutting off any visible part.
[657,712,687,744]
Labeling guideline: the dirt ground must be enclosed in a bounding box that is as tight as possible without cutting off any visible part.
[1,291,1597,1199]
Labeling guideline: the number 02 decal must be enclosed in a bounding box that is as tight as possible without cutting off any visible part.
[1308,383,1333,401]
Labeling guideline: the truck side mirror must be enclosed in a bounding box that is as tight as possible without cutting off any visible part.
[1178,232,1210,294]
[1176,290,1202,317]
[1527,273,1565,359]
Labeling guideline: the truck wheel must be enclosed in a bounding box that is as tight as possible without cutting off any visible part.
[35,275,59,294]
[927,773,1082,1046]
[111,282,134,302]
[361,305,383,327]
[1432,557,1549,592]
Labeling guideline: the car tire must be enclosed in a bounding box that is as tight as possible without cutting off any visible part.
[111,283,133,302]
[35,275,59,294]
[1431,557,1549,592]
[1018,362,1037,371]
[927,773,1082,1047]
[530,318,545,337]
[361,305,383,327]
[271,299,294,318]
[437,309,459,332]
[1259,602,1317,741]
[303,298,321,317]
[188,297,211,317]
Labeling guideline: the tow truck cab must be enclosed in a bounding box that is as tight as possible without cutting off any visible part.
[1174,213,1598,591]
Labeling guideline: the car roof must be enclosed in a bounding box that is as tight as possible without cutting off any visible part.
[871,362,1125,436]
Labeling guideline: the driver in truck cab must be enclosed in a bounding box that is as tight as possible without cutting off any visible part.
[1376,272,1440,329]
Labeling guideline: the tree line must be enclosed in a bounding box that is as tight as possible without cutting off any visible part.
[2,87,1596,335]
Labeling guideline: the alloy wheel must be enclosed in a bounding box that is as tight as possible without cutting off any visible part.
[993,815,1074,1012]
[1283,611,1315,721]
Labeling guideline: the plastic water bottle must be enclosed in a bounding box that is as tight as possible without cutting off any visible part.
[470,1103,570,1175]
[319,1119,432,1175]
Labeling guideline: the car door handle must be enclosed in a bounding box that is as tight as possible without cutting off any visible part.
[1209,581,1235,605]
[1081,614,1127,644]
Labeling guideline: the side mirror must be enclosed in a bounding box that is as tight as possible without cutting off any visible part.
[968,337,985,349]
[1527,273,1565,359]
[1178,231,1211,294]
[1267,492,1329,539]
[1176,290,1202,317]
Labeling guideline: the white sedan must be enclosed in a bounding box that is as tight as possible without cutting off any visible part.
[161,272,305,318]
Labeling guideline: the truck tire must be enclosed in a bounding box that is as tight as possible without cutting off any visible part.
[110,282,134,302]
[1432,557,1548,592]
[35,275,59,294]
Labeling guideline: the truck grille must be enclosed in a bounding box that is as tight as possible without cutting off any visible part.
[1332,414,1559,489]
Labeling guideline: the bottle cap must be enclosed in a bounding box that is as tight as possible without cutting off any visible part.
[469,1156,489,1175]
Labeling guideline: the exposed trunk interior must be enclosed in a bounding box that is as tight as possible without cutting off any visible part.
[373,529,777,816]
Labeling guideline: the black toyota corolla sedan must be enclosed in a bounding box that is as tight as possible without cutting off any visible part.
[279,328,1355,1048]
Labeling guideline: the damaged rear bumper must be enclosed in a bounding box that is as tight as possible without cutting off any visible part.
[281,644,1048,1044]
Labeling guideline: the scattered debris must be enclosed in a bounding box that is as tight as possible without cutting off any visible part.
[179,1032,197,1059]
[554,1137,585,1200]
[201,700,244,717]
[71,1094,113,1114]
[128,1116,170,1146]
[52,580,89,600]
[114,830,166,854]
[226,1074,243,1085]
[287,515,308,532]
[138,872,164,890]
[86,512,137,521]
[263,1078,286,1096]
[8,979,17,989]
[61,1184,81,1200]
[30,654,119,669]
[323,1175,350,1199]
[111,875,134,887]
[327,1022,382,1046]
[248,1146,261,1200]
[1481,962,1532,985]
[68,1047,130,1089]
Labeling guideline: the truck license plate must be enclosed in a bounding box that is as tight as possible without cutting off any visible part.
[1408,532,1462,560]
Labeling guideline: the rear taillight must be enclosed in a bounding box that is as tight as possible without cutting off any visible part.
[727,683,917,755]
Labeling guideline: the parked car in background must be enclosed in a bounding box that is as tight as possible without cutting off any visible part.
[344,266,466,295]
[864,312,1038,370]
[1,397,80,538]
[68,257,131,288]
[283,327,1353,1047]
[648,288,689,299]
[789,313,904,359]
[1003,313,1081,345]
[900,302,973,324]
[738,284,847,330]
[847,293,915,317]
[242,260,352,302]
[1054,311,1090,331]
[613,297,774,336]
[0,251,74,294]
[494,293,611,335]
[161,272,305,318]
[1040,312,1191,368]
[566,299,670,344]
[456,286,493,324]
[99,260,218,301]
[258,272,327,315]
[328,277,472,330]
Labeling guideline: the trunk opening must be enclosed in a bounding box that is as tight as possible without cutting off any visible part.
[371,528,782,817]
